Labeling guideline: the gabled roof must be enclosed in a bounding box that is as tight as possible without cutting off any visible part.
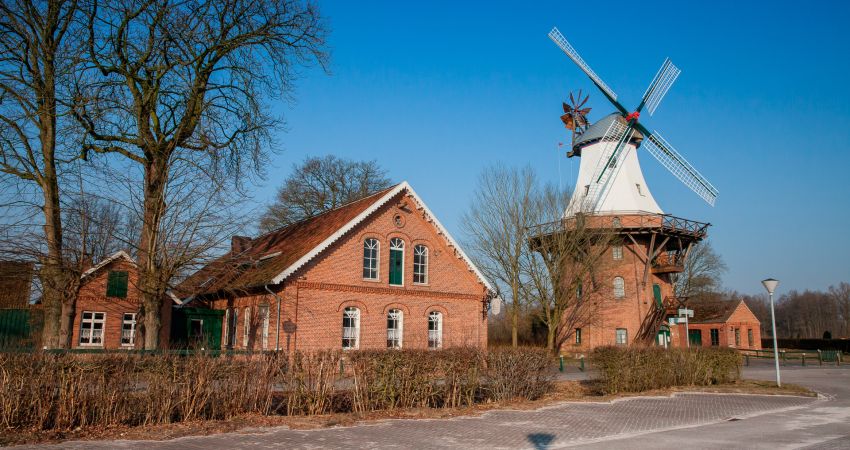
[179,181,494,297]
[80,251,135,280]
[690,299,756,324]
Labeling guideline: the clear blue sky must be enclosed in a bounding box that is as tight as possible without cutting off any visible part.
[258,0,850,297]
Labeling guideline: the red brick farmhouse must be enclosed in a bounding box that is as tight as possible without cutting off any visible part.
[178,182,496,352]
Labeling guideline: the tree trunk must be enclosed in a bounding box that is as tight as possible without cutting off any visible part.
[138,154,170,350]
[511,283,519,347]
[37,55,71,349]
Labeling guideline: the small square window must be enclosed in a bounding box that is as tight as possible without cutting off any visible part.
[612,245,623,260]
[615,328,628,345]
[106,271,129,298]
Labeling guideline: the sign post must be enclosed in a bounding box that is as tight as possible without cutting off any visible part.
[678,308,693,348]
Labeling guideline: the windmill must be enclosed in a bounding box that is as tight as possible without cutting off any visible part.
[561,89,592,140]
[548,27,718,213]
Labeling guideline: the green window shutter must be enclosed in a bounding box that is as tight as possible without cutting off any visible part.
[107,271,129,298]
[389,249,403,285]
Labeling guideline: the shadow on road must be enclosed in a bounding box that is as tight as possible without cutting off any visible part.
[527,432,556,449]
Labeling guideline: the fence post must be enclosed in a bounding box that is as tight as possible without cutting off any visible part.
[745,354,750,366]
[559,355,564,372]
[802,353,806,367]
[818,350,822,366]
[579,356,585,372]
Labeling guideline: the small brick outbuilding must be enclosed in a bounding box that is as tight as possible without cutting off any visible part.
[178,182,496,352]
[72,252,172,349]
[676,299,762,350]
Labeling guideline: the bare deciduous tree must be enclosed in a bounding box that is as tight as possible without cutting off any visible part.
[72,0,327,349]
[524,185,614,352]
[259,155,392,232]
[672,239,727,300]
[462,165,537,347]
[0,0,80,347]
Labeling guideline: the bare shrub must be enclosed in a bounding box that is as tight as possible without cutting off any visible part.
[590,346,741,394]
[485,347,553,401]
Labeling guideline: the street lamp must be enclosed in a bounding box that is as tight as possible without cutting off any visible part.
[761,278,781,387]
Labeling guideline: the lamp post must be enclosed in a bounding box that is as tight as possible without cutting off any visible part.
[762,278,781,387]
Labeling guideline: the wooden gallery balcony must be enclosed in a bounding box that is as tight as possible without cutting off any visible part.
[651,253,685,274]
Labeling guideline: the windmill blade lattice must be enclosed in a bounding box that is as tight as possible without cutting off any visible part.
[548,28,619,103]
[641,58,681,116]
[641,131,718,206]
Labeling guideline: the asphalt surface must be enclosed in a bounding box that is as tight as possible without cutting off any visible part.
[14,359,850,449]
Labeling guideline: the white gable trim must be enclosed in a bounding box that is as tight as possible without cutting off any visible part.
[80,250,135,280]
[270,181,495,293]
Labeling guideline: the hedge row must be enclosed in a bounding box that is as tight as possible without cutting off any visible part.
[590,346,741,394]
[0,347,553,431]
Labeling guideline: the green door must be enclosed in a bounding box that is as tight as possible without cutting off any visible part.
[652,284,663,308]
[688,329,702,346]
[389,238,404,286]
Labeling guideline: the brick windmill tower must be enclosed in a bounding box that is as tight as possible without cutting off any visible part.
[545,27,718,349]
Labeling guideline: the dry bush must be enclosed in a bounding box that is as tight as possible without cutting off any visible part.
[590,346,741,394]
[485,347,553,401]
[0,347,554,433]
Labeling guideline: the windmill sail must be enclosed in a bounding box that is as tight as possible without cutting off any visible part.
[548,28,618,103]
[640,58,681,116]
[641,131,718,206]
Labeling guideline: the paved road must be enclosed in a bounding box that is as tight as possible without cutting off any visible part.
[19,360,850,449]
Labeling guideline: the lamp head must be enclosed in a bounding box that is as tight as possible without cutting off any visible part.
[761,278,779,295]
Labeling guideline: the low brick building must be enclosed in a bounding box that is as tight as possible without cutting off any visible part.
[677,299,762,350]
[179,182,495,352]
[72,251,172,349]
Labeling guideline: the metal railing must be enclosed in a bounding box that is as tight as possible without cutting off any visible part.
[528,212,709,238]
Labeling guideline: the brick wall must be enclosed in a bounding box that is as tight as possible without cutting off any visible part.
[560,234,676,354]
[72,258,171,349]
[208,191,489,351]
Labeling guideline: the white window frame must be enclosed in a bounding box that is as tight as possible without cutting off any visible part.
[389,237,405,287]
[342,307,360,350]
[243,306,251,347]
[79,311,106,346]
[413,245,428,284]
[428,311,443,349]
[259,304,270,350]
[121,313,137,347]
[363,238,380,280]
[387,309,403,349]
[613,276,625,299]
[612,245,623,260]
[615,328,628,345]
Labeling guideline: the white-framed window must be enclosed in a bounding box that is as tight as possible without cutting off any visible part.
[389,238,405,286]
[243,306,251,347]
[615,328,628,345]
[613,276,625,299]
[413,245,428,284]
[79,311,105,346]
[387,309,403,348]
[363,238,379,280]
[612,216,621,227]
[259,304,270,350]
[612,245,623,260]
[428,311,443,349]
[121,313,136,347]
[342,307,360,350]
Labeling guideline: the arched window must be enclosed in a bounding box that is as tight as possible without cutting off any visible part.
[428,311,443,349]
[613,277,625,299]
[389,238,405,286]
[342,307,360,350]
[612,245,623,260]
[386,309,403,348]
[413,245,428,284]
[363,238,379,280]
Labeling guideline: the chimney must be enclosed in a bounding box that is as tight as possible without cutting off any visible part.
[231,236,252,253]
